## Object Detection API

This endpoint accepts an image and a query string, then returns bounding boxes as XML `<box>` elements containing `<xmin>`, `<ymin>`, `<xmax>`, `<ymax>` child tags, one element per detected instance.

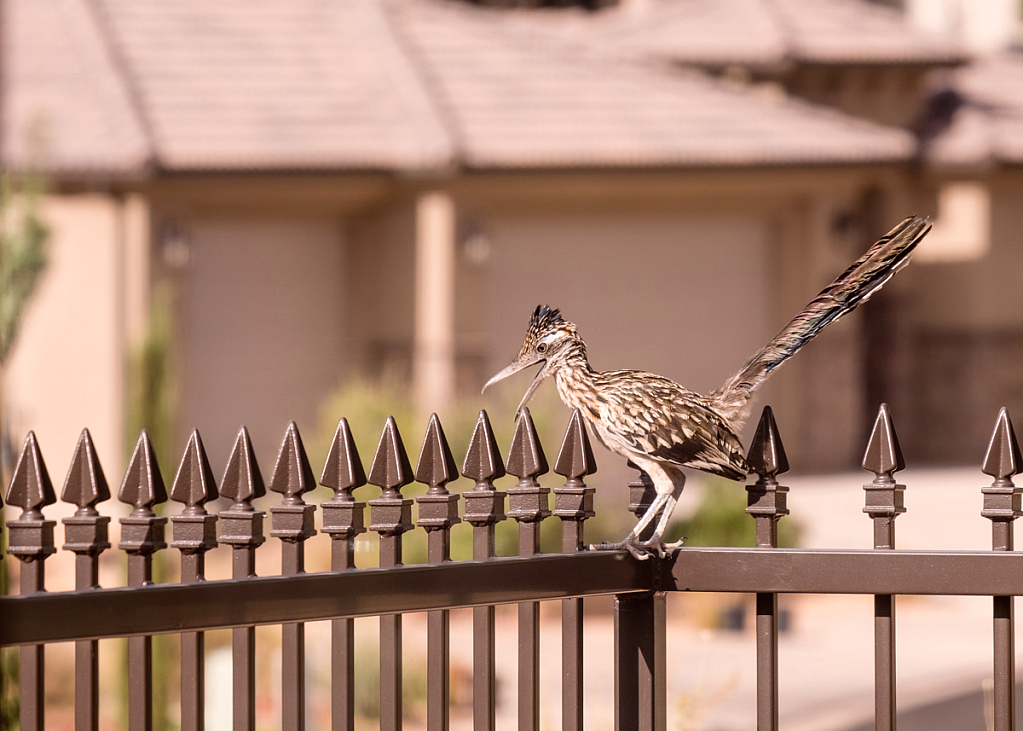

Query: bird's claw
<box><xmin>588</xmin><ymin>536</ymin><xmax>684</xmax><ymax>560</ymax></box>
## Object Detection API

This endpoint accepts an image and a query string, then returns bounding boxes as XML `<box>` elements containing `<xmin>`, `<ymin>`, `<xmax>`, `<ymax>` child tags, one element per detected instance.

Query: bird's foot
<box><xmin>589</xmin><ymin>536</ymin><xmax>684</xmax><ymax>560</ymax></box>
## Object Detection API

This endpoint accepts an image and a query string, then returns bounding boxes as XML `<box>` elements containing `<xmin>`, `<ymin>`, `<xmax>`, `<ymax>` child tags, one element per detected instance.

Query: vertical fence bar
<box><xmin>321</xmin><ymin>418</ymin><xmax>368</xmax><ymax>731</ymax></box>
<box><xmin>506</xmin><ymin>408</ymin><xmax>551</xmax><ymax>731</ymax></box>
<box><xmin>5</xmin><ymin>432</ymin><xmax>57</xmax><ymax>731</ymax></box>
<box><xmin>118</xmin><ymin>430</ymin><xmax>169</xmax><ymax>731</ymax></box>
<box><xmin>981</xmin><ymin>408</ymin><xmax>1022</xmax><ymax>731</ymax></box>
<box><xmin>614</xmin><ymin>591</ymin><xmax>665</xmax><ymax>731</ymax></box>
<box><xmin>861</xmin><ymin>404</ymin><xmax>906</xmax><ymax>731</ymax></box>
<box><xmin>61</xmin><ymin>429</ymin><xmax>112</xmax><ymax>731</ymax></box>
<box><xmin>414</xmin><ymin>414</ymin><xmax>462</xmax><ymax>731</ymax></box>
<box><xmin>462</xmin><ymin>410</ymin><xmax>507</xmax><ymax>731</ymax></box>
<box><xmin>554</xmin><ymin>411</ymin><xmax>596</xmax><ymax>731</ymax></box>
<box><xmin>269</xmin><ymin>422</ymin><xmax>318</xmax><ymax>731</ymax></box>
<box><xmin>170</xmin><ymin>430</ymin><xmax>220</xmax><ymax>731</ymax></box>
<box><xmin>368</xmin><ymin>416</ymin><xmax>416</xmax><ymax>731</ymax></box>
<box><xmin>616</xmin><ymin>461</ymin><xmax>660</xmax><ymax>731</ymax></box>
<box><xmin>219</xmin><ymin>427</ymin><xmax>267</xmax><ymax>731</ymax></box>
<box><xmin>744</xmin><ymin>407</ymin><xmax>790</xmax><ymax>731</ymax></box>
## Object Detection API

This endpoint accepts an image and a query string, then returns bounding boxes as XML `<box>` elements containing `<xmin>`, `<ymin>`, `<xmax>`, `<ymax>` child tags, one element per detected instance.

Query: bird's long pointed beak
<box><xmin>482</xmin><ymin>356</ymin><xmax>549</xmax><ymax>416</ymax></box>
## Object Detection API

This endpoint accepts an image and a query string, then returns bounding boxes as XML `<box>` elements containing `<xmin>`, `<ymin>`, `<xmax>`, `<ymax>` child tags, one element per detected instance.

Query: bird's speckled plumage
<box><xmin>486</xmin><ymin>216</ymin><xmax>931</xmax><ymax>556</ymax></box>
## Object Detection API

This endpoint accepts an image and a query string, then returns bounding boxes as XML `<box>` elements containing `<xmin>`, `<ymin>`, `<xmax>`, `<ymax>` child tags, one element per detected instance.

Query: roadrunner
<box><xmin>484</xmin><ymin>216</ymin><xmax>931</xmax><ymax>558</ymax></box>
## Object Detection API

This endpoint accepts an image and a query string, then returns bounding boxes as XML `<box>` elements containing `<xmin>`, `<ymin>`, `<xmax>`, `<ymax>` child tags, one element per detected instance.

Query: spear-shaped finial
<box><xmin>118</xmin><ymin>430</ymin><xmax>168</xmax><ymax>554</ymax></box>
<box><xmin>746</xmin><ymin>406</ymin><xmax>789</xmax><ymax>479</ymax></box>
<box><xmin>220</xmin><ymin>426</ymin><xmax>266</xmax><ymax>508</ymax></box>
<box><xmin>415</xmin><ymin>413</ymin><xmax>458</xmax><ymax>493</ymax></box>
<box><xmin>462</xmin><ymin>410</ymin><xmax>506</xmax><ymax>487</ymax></box>
<box><xmin>170</xmin><ymin>429</ymin><xmax>219</xmax><ymax>514</ymax></box>
<box><xmin>118</xmin><ymin>430</ymin><xmax>167</xmax><ymax>515</ymax></box>
<box><xmin>862</xmin><ymin>403</ymin><xmax>905</xmax><ymax>482</ymax></box>
<box><xmin>170</xmin><ymin>429</ymin><xmax>219</xmax><ymax>555</ymax></box>
<box><xmin>745</xmin><ymin>406</ymin><xmax>790</xmax><ymax>546</ymax></box>
<box><xmin>321</xmin><ymin>418</ymin><xmax>367</xmax><ymax>501</ymax></box>
<box><xmin>554</xmin><ymin>409</ymin><xmax>596</xmax><ymax>482</ymax></box>
<box><xmin>268</xmin><ymin>421</ymin><xmax>316</xmax><ymax>503</ymax></box>
<box><xmin>983</xmin><ymin>407</ymin><xmax>1022</xmax><ymax>483</ymax></box>
<box><xmin>368</xmin><ymin>416</ymin><xmax>415</xmax><ymax>539</ymax></box>
<box><xmin>506</xmin><ymin>407</ymin><xmax>550</xmax><ymax>526</ymax></box>
<box><xmin>507</xmin><ymin>407</ymin><xmax>549</xmax><ymax>483</ymax></box>
<box><xmin>368</xmin><ymin>416</ymin><xmax>414</xmax><ymax>498</ymax></box>
<box><xmin>61</xmin><ymin>428</ymin><xmax>110</xmax><ymax>515</ymax></box>
<box><xmin>981</xmin><ymin>408</ymin><xmax>1023</xmax><ymax>545</ymax></box>
<box><xmin>61</xmin><ymin>428</ymin><xmax>112</xmax><ymax>556</ymax></box>
<box><xmin>415</xmin><ymin>414</ymin><xmax>461</xmax><ymax>535</ymax></box>
<box><xmin>6</xmin><ymin>431</ymin><xmax>56</xmax><ymax>518</ymax></box>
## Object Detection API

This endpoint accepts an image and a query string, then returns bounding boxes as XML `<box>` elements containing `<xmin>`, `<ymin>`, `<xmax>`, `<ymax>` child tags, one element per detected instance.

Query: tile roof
<box><xmin>770</xmin><ymin>0</ymin><xmax>965</xmax><ymax>66</ymax></box>
<box><xmin>91</xmin><ymin>0</ymin><xmax>455</xmax><ymax>172</ymax></box>
<box><xmin>577</xmin><ymin>0</ymin><xmax>964</xmax><ymax>68</ymax></box>
<box><xmin>1</xmin><ymin>0</ymin><xmax>151</xmax><ymax>175</ymax></box>
<box><xmin>391</xmin><ymin>0</ymin><xmax>916</xmax><ymax>169</ymax></box>
<box><xmin>2</xmin><ymin>0</ymin><xmax>923</xmax><ymax>176</ymax></box>
<box><xmin>925</xmin><ymin>52</ymin><xmax>1023</xmax><ymax>167</ymax></box>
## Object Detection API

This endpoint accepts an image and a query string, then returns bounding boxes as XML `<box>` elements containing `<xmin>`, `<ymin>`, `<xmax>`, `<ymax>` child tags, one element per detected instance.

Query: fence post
<box><xmin>462</xmin><ymin>409</ymin><xmax>507</xmax><ymax>731</ymax></box>
<box><xmin>321</xmin><ymin>418</ymin><xmax>367</xmax><ymax>731</ymax></box>
<box><xmin>415</xmin><ymin>414</ymin><xmax>461</xmax><ymax>731</ymax></box>
<box><xmin>862</xmin><ymin>404</ymin><xmax>905</xmax><ymax>731</ymax></box>
<box><xmin>170</xmin><ymin>430</ymin><xmax>220</xmax><ymax>731</ymax></box>
<box><xmin>119</xmin><ymin>430</ymin><xmax>169</xmax><ymax>731</ymax></box>
<box><xmin>269</xmin><ymin>422</ymin><xmax>318</xmax><ymax>731</ymax></box>
<box><xmin>554</xmin><ymin>410</ymin><xmax>596</xmax><ymax>731</ymax></box>
<box><xmin>506</xmin><ymin>407</ymin><xmax>551</xmax><ymax>731</ymax></box>
<box><xmin>61</xmin><ymin>429</ymin><xmax>111</xmax><ymax>731</ymax></box>
<box><xmin>368</xmin><ymin>416</ymin><xmax>415</xmax><ymax>731</ymax></box>
<box><xmin>5</xmin><ymin>431</ymin><xmax>56</xmax><ymax>731</ymax></box>
<box><xmin>219</xmin><ymin>426</ymin><xmax>267</xmax><ymax>731</ymax></box>
<box><xmin>981</xmin><ymin>408</ymin><xmax>1022</xmax><ymax>731</ymax></box>
<box><xmin>744</xmin><ymin>406</ymin><xmax>789</xmax><ymax>731</ymax></box>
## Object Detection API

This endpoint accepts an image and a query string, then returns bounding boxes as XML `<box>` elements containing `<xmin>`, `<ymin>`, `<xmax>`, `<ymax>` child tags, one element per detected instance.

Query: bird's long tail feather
<box><xmin>710</xmin><ymin>215</ymin><xmax>931</xmax><ymax>425</ymax></box>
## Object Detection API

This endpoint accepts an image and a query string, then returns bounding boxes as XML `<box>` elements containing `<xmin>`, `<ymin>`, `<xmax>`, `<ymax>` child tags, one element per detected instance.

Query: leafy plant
<box><xmin>0</xmin><ymin>174</ymin><xmax>48</xmax><ymax>365</ymax></box>
<box><xmin>0</xmin><ymin>171</ymin><xmax>49</xmax><ymax>731</ymax></box>
<box><xmin>665</xmin><ymin>476</ymin><xmax>800</xmax><ymax>548</ymax></box>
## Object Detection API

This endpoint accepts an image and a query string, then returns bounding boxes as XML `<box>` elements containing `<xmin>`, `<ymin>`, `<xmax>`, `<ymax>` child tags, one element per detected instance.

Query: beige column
<box><xmin>413</xmin><ymin>190</ymin><xmax>456</xmax><ymax>419</ymax></box>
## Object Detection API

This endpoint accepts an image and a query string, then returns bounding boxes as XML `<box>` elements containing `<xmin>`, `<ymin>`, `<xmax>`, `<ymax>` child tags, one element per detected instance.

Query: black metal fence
<box><xmin>1</xmin><ymin>403</ymin><xmax>1021</xmax><ymax>731</ymax></box>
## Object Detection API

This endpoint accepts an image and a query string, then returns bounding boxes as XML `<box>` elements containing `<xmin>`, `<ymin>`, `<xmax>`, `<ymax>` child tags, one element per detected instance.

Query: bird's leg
<box><xmin>589</xmin><ymin>491</ymin><xmax>672</xmax><ymax>560</ymax></box>
<box><xmin>639</xmin><ymin>480</ymin><xmax>686</xmax><ymax>554</ymax></box>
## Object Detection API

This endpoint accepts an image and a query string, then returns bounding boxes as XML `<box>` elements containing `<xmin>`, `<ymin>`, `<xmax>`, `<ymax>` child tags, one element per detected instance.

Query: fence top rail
<box><xmin>0</xmin><ymin>550</ymin><xmax>652</xmax><ymax>646</ymax></box>
<box><xmin>668</xmin><ymin>546</ymin><xmax>1023</xmax><ymax>596</ymax></box>
<box><xmin>6</xmin><ymin>545</ymin><xmax>1023</xmax><ymax>645</ymax></box>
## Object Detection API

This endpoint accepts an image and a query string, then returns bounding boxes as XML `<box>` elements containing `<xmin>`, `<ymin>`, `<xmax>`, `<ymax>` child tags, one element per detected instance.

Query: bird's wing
<box><xmin>593</xmin><ymin>371</ymin><xmax>749</xmax><ymax>481</ymax></box>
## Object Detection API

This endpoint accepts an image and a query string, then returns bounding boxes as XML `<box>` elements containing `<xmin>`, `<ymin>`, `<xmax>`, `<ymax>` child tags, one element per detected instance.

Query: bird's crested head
<box><xmin>483</xmin><ymin>304</ymin><xmax>586</xmax><ymax>415</ymax></box>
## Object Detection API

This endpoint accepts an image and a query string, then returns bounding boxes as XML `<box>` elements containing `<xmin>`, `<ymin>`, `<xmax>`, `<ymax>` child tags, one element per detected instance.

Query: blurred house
<box><xmin>2</xmin><ymin>0</ymin><xmax>1019</xmax><ymax>480</ymax></box>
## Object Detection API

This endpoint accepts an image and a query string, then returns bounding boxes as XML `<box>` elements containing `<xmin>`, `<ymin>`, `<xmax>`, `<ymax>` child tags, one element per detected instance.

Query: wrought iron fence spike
<box><xmin>321</xmin><ymin>417</ymin><xmax>366</xmax><ymax>498</ymax></box>
<box><xmin>269</xmin><ymin>421</ymin><xmax>316</xmax><ymax>499</ymax></box>
<box><xmin>170</xmin><ymin>429</ymin><xmax>219</xmax><ymax>510</ymax></box>
<box><xmin>507</xmin><ymin>407</ymin><xmax>549</xmax><ymax>480</ymax></box>
<box><xmin>746</xmin><ymin>406</ymin><xmax>789</xmax><ymax>479</ymax></box>
<box><xmin>118</xmin><ymin>429</ymin><xmax>167</xmax><ymax>512</ymax></box>
<box><xmin>414</xmin><ymin>413</ymin><xmax>458</xmax><ymax>491</ymax></box>
<box><xmin>983</xmin><ymin>407</ymin><xmax>1022</xmax><ymax>480</ymax></box>
<box><xmin>462</xmin><ymin>409</ymin><xmax>506</xmax><ymax>484</ymax></box>
<box><xmin>60</xmin><ymin>428</ymin><xmax>110</xmax><ymax>511</ymax></box>
<box><xmin>368</xmin><ymin>416</ymin><xmax>414</xmax><ymax>496</ymax></box>
<box><xmin>221</xmin><ymin>426</ymin><xmax>266</xmax><ymax>506</ymax></box>
<box><xmin>862</xmin><ymin>403</ymin><xmax>905</xmax><ymax>479</ymax></box>
<box><xmin>6</xmin><ymin>431</ymin><xmax>55</xmax><ymax>514</ymax></box>
<box><xmin>554</xmin><ymin>409</ymin><xmax>596</xmax><ymax>480</ymax></box>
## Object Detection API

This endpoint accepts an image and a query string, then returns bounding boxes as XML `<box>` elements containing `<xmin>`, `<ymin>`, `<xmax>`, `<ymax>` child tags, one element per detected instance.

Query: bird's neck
<box><xmin>551</xmin><ymin>342</ymin><xmax>596</xmax><ymax>412</ymax></box>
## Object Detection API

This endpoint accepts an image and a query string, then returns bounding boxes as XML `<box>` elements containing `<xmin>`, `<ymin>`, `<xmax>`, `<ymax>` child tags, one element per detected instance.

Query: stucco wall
<box><xmin>2</xmin><ymin>194</ymin><xmax>125</xmax><ymax>485</ymax></box>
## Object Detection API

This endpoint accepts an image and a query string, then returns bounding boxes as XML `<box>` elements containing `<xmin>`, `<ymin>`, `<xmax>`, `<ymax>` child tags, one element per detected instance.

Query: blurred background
<box><xmin>3</xmin><ymin>0</ymin><xmax>1023</xmax><ymax>729</ymax></box>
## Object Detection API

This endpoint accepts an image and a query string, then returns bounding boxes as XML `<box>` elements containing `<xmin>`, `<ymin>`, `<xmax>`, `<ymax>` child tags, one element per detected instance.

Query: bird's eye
<box><xmin>536</xmin><ymin>342</ymin><xmax>548</xmax><ymax>354</ymax></box>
